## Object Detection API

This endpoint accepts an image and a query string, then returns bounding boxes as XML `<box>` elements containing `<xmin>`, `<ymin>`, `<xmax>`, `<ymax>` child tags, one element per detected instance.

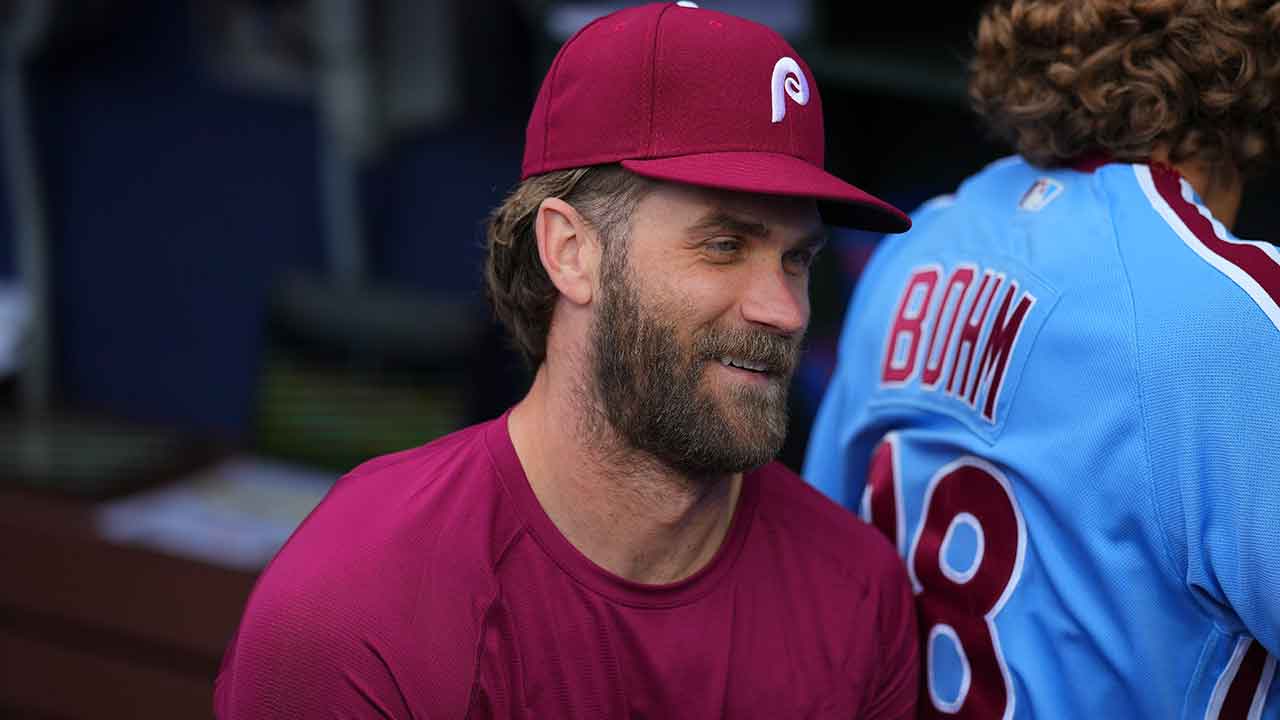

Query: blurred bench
<box><xmin>0</xmin><ymin>431</ymin><xmax>257</xmax><ymax>720</ymax></box>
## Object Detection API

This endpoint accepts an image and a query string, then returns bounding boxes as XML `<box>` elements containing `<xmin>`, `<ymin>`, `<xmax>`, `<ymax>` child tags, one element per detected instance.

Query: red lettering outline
<box><xmin>969</xmin><ymin>284</ymin><xmax>1036</xmax><ymax>423</ymax></box>
<box><xmin>922</xmin><ymin>265</ymin><xmax>977</xmax><ymax>391</ymax></box>
<box><xmin>947</xmin><ymin>271</ymin><xmax>1001</xmax><ymax>399</ymax></box>
<box><xmin>881</xmin><ymin>266</ymin><xmax>942</xmax><ymax>387</ymax></box>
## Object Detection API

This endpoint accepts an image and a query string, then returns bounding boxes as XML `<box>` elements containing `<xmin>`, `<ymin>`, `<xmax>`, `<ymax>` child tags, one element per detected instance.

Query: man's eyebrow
<box><xmin>687</xmin><ymin>209</ymin><xmax>827</xmax><ymax>249</ymax></box>
<box><xmin>799</xmin><ymin>228</ymin><xmax>829</xmax><ymax>250</ymax></box>
<box><xmin>686</xmin><ymin>211</ymin><xmax>769</xmax><ymax>239</ymax></box>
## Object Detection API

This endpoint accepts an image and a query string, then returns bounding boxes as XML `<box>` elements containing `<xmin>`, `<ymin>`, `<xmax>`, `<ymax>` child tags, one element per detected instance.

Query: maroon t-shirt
<box><xmin>215</xmin><ymin>412</ymin><xmax>917</xmax><ymax>718</ymax></box>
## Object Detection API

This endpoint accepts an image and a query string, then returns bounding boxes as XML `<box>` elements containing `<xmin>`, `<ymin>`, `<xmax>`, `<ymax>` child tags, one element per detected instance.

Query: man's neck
<box><xmin>508</xmin><ymin>364</ymin><xmax>743</xmax><ymax>585</ymax></box>
<box><xmin>1152</xmin><ymin>148</ymin><xmax>1244</xmax><ymax>231</ymax></box>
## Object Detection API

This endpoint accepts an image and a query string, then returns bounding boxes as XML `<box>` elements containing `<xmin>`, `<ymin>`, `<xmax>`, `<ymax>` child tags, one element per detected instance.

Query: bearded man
<box><xmin>215</xmin><ymin>3</ymin><xmax>918</xmax><ymax>718</ymax></box>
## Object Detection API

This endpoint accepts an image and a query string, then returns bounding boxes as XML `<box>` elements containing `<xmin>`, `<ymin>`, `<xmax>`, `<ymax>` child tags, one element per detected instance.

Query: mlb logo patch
<box><xmin>1018</xmin><ymin>178</ymin><xmax>1064</xmax><ymax>212</ymax></box>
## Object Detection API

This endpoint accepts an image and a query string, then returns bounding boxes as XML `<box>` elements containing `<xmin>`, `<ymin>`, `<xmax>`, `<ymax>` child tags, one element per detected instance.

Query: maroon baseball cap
<box><xmin>522</xmin><ymin>2</ymin><xmax>910</xmax><ymax>233</ymax></box>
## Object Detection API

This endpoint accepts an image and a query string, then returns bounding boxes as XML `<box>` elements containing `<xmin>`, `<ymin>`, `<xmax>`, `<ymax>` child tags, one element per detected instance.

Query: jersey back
<box><xmin>804</xmin><ymin>156</ymin><xmax>1280</xmax><ymax>719</ymax></box>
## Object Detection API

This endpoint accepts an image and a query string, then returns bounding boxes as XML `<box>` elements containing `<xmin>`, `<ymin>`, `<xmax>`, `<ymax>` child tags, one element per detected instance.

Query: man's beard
<box><xmin>587</xmin><ymin>252</ymin><xmax>802</xmax><ymax>478</ymax></box>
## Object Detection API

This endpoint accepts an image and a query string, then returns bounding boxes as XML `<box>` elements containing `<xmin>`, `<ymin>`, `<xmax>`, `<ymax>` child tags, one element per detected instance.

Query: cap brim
<box><xmin>621</xmin><ymin>152</ymin><xmax>910</xmax><ymax>233</ymax></box>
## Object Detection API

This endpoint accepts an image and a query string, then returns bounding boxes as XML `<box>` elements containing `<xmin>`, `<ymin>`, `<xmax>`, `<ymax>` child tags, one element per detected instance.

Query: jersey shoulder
<box><xmin>1101</xmin><ymin>162</ymin><xmax>1280</xmax><ymax>387</ymax></box>
<box><xmin>1100</xmin><ymin>163</ymin><xmax>1280</xmax><ymax>609</ymax></box>
<box><xmin>882</xmin><ymin>155</ymin><xmax>1104</xmax><ymax>256</ymax></box>
<box><xmin>753</xmin><ymin>462</ymin><xmax>906</xmax><ymax>586</ymax></box>
<box><xmin>837</xmin><ymin>157</ymin><xmax>1114</xmax><ymax>439</ymax></box>
<box><xmin>286</xmin><ymin>417</ymin><xmax>520</xmax><ymax>592</ymax></box>
<box><xmin>217</xmin><ymin>419</ymin><xmax>523</xmax><ymax>716</ymax></box>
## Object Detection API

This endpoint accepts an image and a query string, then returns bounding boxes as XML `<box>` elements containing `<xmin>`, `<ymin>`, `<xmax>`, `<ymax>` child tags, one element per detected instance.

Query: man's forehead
<box><xmin>645</xmin><ymin>181</ymin><xmax>824</xmax><ymax>236</ymax></box>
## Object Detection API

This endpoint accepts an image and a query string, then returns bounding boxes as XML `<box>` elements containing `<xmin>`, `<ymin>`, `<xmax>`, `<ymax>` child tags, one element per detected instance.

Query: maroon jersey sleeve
<box><xmin>863</xmin><ymin>545</ymin><xmax>920</xmax><ymax>719</ymax></box>
<box><xmin>750</xmin><ymin>462</ymin><xmax>920</xmax><ymax>717</ymax></box>
<box><xmin>213</xmin><ymin>574</ymin><xmax>417</xmax><ymax>719</ymax></box>
<box><xmin>214</xmin><ymin>425</ymin><xmax>511</xmax><ymax>719</ymax></box>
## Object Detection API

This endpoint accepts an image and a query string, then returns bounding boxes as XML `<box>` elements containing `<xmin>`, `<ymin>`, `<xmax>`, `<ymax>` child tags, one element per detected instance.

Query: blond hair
<box><xmin>484</xmin><ymin>165</ymin><xmax>653</xmax><ymax>367</ymax></box>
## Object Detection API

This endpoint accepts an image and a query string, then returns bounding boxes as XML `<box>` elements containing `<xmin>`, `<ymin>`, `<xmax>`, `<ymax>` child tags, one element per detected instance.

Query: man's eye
<box><xmin>784</xmin><ymin>248</ymin><xmax>817</xmax><ymax>271</ymax></box>
<box><xmin>706</xmin><ymin>238</ymin><xmax>742</xmax><ymax>254</ymax></box>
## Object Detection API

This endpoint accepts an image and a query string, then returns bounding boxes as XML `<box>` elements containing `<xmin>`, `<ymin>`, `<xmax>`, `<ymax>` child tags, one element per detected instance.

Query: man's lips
<box><xmin>719</xmin><ymin>355</ymin><xmax>769</xmax><ymax>373</ymax></box>
<box><xmin>708</xmin><ymin>355</ymin><xmax>792</xmax><ymax>381</ymax></box>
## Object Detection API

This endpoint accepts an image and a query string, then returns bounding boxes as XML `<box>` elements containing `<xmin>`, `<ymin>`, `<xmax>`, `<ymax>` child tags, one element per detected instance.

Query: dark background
<box><xmin>1</xmin><ymin>2</ymin><xmax>1277</xmax><ymax>717</ymax></box>
<box><xmin>0</xmin><ymin>0</ymin><xmax>1275</xmax><ymax>476</ymax></box>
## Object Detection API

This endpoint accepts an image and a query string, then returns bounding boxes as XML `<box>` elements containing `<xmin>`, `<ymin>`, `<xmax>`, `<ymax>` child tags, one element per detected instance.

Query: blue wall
<box><xmin>1</xmin><ymin>1</ymin><xmax>523</xmax><ymax>440</ymax></box>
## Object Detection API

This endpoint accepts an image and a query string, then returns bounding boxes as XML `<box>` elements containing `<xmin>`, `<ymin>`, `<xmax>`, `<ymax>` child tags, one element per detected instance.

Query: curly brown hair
<box><xmin>969</xmin><ymin>0</ymin><xmax>1280</xmax><ymax>177</ymax></box>
<box><xmin>484</xmin><ymin>165</ymin><xmax>654</xmax><ymax>368</ymax></box>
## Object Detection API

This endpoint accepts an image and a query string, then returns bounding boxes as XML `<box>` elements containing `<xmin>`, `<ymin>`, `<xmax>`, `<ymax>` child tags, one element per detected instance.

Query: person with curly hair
<box><xmin>805</xmin><ymin>0</ymin><xmax>1280</xmax><ymax>717</ymax></box>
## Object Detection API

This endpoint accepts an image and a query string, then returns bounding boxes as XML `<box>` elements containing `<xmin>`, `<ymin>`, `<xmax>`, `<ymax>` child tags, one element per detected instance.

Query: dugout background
<box><xmin>1</xmin><ymin>0</ymin><xmax>1275</xmax><ymax>477</ymax></box>
<box><xmin>0</xmin><ymin>2</ymin><xmax>1276</xmax><ymax>716</ymax></box>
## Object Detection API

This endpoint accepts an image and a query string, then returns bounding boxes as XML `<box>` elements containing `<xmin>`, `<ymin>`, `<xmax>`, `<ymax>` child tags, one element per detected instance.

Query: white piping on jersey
<box><xmin>908</xmin><ymin>455</ymin><xmax>1024</xmax><ymax>720</ymax></box>
<box><xmin>1255</xmin><ymin>656</ymin><xmax>1278</xmax><ymax>719</ymax></box>
<box><xmin>939</xmin><ymin>512</ymin><xmax>985</xmax><ymax>584</ymax></box>
<box><xmin>927</xmin><ymin>623</ymin><xmax>973</xmax><ymax>713</ymax></box>
<box><xmin>1204</xmin><ymin>636</ymin><xmax>1276</xmax><ymax>720</ymax></box>
<box><xmin>1134</xmin><ymin>164</ymin><xmax>1280</xmax><ymax>332</ymax></box>
<box><xmin>858</xmin><ymin>432</ymin><xmax>908</xmax><ymax>557</ymax></box>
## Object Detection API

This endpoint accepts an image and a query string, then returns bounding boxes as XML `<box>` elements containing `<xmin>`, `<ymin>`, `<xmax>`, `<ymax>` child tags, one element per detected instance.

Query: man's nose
<box><xmin>739</xmin><ymin>261</ymin><xmax>808</xmax><ymax>336</ymax></box>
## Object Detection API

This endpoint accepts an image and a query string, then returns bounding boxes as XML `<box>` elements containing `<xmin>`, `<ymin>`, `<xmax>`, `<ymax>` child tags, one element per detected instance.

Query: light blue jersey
<box><xmin>805</xmin><ymin>156</ymin><xmax>1280</xmax><ymax>719</ymax></box>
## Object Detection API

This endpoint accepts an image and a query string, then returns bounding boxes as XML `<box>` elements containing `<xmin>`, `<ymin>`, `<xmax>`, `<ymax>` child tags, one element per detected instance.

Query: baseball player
<box><xmin>804</xmin><ymin>0</ymin><xmax>1280</xmax><ymax>717</ymax></box>
<box><xmin>215</xmin><ymin>3</ymin><xmax>919</xmax><ymax>717</ymax></box>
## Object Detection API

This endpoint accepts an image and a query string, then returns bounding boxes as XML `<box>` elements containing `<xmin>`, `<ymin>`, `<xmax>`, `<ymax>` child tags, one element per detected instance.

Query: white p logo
<box><xmin>770</xmin><ymin>57</ymin><xmax>809</xmax><ymax>123</ymax></box>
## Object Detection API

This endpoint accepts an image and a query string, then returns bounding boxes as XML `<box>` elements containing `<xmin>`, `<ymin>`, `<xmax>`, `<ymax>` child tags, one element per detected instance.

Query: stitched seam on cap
<box><xmin>647</xmin><ymin>4</ymin><xmax>676</xmax><ymax>159</ymax></box>
<box><xmin>544</xmin><ymin>13</ymin><xmax>616</xmax><ymax>169</ymax></box>
<box><xmin>541</xmin><ymin>52</ymin><xmax>561</xmax><ymax>169</ymax></box>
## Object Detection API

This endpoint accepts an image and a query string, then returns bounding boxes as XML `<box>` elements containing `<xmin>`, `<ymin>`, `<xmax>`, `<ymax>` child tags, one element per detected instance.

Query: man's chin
<box><xmin>706</xmin><ymin>376</ymin><xmax>789</xmax><ymax>423</ymax></box>
<box><xmin>707</xmin><ymin>405</ymin><xmax>789</xmax><ymax>470</ymax></box>
<box><xmin>664</xmin><ymin>445</ymin><xmax>779</xmax><ymax>479</ymax></box>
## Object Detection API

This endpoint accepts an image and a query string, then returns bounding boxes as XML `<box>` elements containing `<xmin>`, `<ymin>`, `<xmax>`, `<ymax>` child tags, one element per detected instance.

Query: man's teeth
<box><xmin>720</xmin><ymin>356</ymin><xmax>767</xmax><ymax>372</ymax></box>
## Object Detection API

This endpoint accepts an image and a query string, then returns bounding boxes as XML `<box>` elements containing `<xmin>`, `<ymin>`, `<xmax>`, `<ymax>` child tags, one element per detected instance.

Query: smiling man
<box><xmin>215</xmin><ymin>3</ymin><xmax>917</xmax><ymax>718</ymax></box>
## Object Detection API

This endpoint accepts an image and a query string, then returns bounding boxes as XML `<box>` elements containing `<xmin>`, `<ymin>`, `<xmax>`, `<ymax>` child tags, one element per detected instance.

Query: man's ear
<box><xmin>535</xmin><ymin>197</ymin><xmax>598</xmax><ymax>306</ymax></box>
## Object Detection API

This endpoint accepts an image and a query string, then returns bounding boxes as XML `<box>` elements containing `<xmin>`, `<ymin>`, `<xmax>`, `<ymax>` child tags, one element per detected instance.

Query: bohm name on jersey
<box><xmin>877</xmin><ymin>259</ymin><xmax>1057</xmax><ymax>438</ymax></box>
